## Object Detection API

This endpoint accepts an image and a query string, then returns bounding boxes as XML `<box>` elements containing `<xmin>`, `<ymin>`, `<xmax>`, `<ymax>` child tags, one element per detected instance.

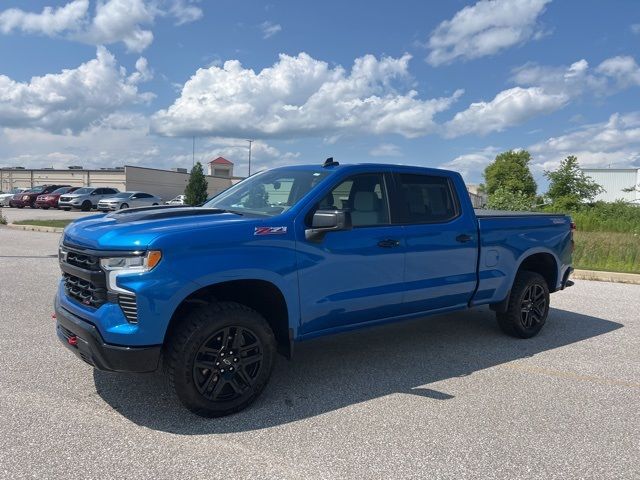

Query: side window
<box><xmin>314</xmin><ymin>173</ymin><xmax>390</xmax><ymax>227</ymax></box>
<box><xmin>92</xmin><ymin>188</ymin><xmax>103</xmax><ymax>195</ymax></box>
<box><xmin>106</xmin><ymin>188</ymin><xmax>118</xmax><ymax>194</ymax></box>
<box><xmin>398</xmin><ymin>174</ymin><xmax>458</xmax><ymax>223</ymax></box>
<box><xmin>139</xmin><ymin>193</ymin><xmax>152</xmax><ymax>198</ymax></box>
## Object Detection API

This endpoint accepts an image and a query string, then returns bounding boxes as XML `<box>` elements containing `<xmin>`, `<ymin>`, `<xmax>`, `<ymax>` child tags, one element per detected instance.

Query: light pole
<box><xmin>192</xmin><ymin>136</ymin><xmax>195</xmax><ymax>168</ymax></box>
<box><xmin>247</xmin><ymin>139</ymin><xmax>253</xmax><ymax>176</ymax></box>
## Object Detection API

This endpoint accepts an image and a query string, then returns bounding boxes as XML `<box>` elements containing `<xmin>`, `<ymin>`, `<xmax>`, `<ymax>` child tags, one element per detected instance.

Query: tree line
<box><xmin>482</xmin><ymin>150</ymin><xmax>604</xmax><ymax>211</ymax></box>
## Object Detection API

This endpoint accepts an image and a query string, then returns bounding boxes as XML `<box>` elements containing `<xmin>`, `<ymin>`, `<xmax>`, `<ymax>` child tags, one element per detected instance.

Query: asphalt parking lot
<box><xmin>1</xmin><ymin>227</ymin><xmax>639</xmax><ymax>479</ymax></box>
<box><xmin>1</xmin><ymin>206</ymin><xmax>92</xmax><ymax>223</ymax></box>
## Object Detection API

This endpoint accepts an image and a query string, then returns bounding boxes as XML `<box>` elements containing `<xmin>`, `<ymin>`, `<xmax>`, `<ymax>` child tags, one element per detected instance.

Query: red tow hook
<box><xmin>67</xmin><ymin>336</ymin><xmax>78</xmax><ymax>347</ymax></box>
<box><xmin>52</xmin><ymin>313</ymin><xmax>57</xmax><ymax>319</ymax></box>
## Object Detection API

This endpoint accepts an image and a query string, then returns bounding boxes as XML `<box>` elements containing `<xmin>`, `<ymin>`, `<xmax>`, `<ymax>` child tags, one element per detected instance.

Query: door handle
<box><xmin>377</xmin><ymin>239</ymin><xmax>400</xmax><ymax>248</ymax></box>
<box><xmin>456</xmin><ymin>234</ymin><xmax>472</xmax><ymax>243</ymax></box>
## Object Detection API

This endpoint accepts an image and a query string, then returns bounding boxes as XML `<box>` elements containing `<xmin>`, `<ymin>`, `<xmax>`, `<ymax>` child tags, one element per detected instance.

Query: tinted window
<box><xmin>137</xmin><ymin>193</ymin><xmax>153</xmax><ymax>198</ymax></box>
<box><xmin>105</xmin><ymin>188</ymin><xmax>118</xmax><ymax>194</ymax></box>
<box><xmin>318</xmin><ymin>173</ymin><xmax>390</xmax><ymax>227</ymax></box>
<box><xmin>73</xmin><ymin>188</ymin><xmax>93</xmax><ymax>195</ymax></box>
<box><xmin>398</xmin><ymin>174</ymin><xmax>458</xmax><ymax>223</ymax></box>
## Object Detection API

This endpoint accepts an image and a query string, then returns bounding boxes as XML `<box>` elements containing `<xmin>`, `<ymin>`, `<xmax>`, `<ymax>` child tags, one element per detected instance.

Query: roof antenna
<box><xmin>323</xmin><ymin>157</ymin><xmax>339</xmax><ymax>167</ymax></box>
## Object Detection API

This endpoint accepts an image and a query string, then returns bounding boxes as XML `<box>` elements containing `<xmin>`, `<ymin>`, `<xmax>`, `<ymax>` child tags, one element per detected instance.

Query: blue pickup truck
<box><xmin>55</xmin><ymin>160</ymin><xmax>574</xmax><ymax>416</ymax></box>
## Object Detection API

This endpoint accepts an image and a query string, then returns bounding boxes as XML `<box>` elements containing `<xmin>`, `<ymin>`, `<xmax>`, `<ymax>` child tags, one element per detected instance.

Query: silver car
<box><xmin>165</xmin><ymin>194</ymin><xmax>186</xmax><ymax>205</ymax></box>
<box><xmin>0</xmin><ymin>187</ymin><xmax>28</xmax><ymax>207</ymax></box>
<box><xmin>59</xmin><ymin>187</ymin><xmax>120</xmax><ymax>211</ymax></box>
<box><xmin>97</xmin><ymin>191</ymin><xmax>162</xmax><ymax>211</ymax></box>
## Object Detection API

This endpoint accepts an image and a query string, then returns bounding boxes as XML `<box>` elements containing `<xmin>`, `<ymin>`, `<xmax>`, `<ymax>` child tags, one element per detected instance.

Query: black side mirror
<box><xmin>305</xmin><ymin>209</ymin><xmax>352</xmax><ymax>242</ymax></box>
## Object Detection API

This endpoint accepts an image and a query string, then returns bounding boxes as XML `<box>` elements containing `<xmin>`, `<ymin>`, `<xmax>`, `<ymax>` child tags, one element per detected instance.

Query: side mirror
<box><xmin>305</xmin><ymin>209</ymin><xmax>352</xmax><ymax>242</ymax></box>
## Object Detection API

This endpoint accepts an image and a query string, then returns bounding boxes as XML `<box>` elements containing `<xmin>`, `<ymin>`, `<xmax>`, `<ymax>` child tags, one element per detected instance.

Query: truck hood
<box><xmin>63</xmin><ymin>206</ymin><xmax>249</xmax><ymax>250</ymax></box>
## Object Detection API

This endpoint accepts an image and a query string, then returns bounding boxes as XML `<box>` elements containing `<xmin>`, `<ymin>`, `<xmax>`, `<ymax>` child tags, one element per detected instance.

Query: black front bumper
<box><xmin>55</xmin><ymin>302</ymin><xmax>161</xmax><ymax>373</ymax></box>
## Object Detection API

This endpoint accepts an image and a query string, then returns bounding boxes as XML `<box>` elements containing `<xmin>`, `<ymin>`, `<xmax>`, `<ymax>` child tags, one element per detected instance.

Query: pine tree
<box><xmin>184</xmin><ymin>162</ymin><xmax>209</xmax><ymax>206</ymax></box>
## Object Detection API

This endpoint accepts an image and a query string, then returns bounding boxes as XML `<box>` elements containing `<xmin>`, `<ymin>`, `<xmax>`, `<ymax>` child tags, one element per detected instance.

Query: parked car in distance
<box><xmin>97</xmin><ymin>191</ymin><xmax>162</xmax><ymax>211</ymax></box>
<box><xmin>59</xmin><ymin>187</ymin><xmax>120</xmax><ymax>211</ymax></box>
<box><xmin>0</xmin><ymin>187</ymin><xmax>28</xmax><ymax>207</ymax></box>
<box><xmin>165</xmin><ymin>194</ymin><xmax>185</xmax><ymax>205</ymax></box>
<box><xmin>10</xmin><ymin>185</ymin><xmax>70</xmax><ymax>208</ymax></box>
<box><xmin>35</xmin><ymin>186</ymin><xmax>80</xmax><ymax>209</ymax></box>
<box><xmin>56</xmin><ymin>160</ymin><xmax>574</xmax><ymax>417</ymax></box>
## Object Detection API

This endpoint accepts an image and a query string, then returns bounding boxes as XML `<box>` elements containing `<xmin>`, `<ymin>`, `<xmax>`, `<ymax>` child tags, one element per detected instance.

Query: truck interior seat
<box><xmin>351</xmin><ymin>191</ymin><xmax>380</xmax><ymax>226</ymax></box>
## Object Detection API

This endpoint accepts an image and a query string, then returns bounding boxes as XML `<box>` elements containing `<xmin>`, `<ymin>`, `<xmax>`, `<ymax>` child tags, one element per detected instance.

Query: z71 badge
<box><xmin>254</xmin><ymin>226</ymin><xmax>288</xmax><ymax>235</ymax></box>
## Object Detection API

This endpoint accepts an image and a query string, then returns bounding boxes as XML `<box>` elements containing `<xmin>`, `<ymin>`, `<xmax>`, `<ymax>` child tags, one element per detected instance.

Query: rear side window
<box><xmin>397</xmin><ymin>174</ymin><xmax>458</xmax><ymax>224</ymax></box>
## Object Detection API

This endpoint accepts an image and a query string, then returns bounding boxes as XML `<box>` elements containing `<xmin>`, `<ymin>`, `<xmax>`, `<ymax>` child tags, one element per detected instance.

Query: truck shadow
<box><xmin>93</xmin><ymin>307</ymin><xmax>621</xmax><ymax>434</ymax></box>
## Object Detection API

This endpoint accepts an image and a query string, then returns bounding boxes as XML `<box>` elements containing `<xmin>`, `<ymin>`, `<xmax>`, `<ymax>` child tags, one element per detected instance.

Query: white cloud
<box><xmin>529</xmin><ymin>112</ymin><xmax>640</xmax><ymax>171</ymax></box>
<box><xmin>369</xmin><ymin>143</ymin><xmax>403</xmax><ymax>157</ymax></box>
<box><xmin>151</xmin><ymin>52</ymin><xmax>463</xmax><ymax>140</ymax></box>
<box><xmin>168</xmin><ymin>0</ymin><xmax>203</xmax><ymax>25</ymax></box>
<box><xmin>260</xmin><ymin>21</ymin><xmax>281</xmax><ymax>39</ymax></box>
<box><xmin>596</xmin><ymin>56</ymin><xmax>640</xmax><ymax>88</ymax></box>
<box><xmin>0</xmin><ymin>0</ymin><xmax>203</xmax><ymax>52</ymax></box>
<box><xmin>426</xmin><ymin>0</ymin><xmax>551</xmax><ymax>66</ymax></box>
<box><xmin>446</xmin><ymin>54</ymin><xmax>640</xmax><ymax>137</ymax></box>
<box><xmin>439</xmin><ymin>146</ymin><xmax>500</xmax><ymax>182</ymax></box>
<box><xmin>0</xmin><ymin>0</ymin><xmax>88</xmax><ymax>35</ymax></box>
<box><xmin>0</xmin><ymin>47</ymin><xmax>153</xmax><ymax>134</ymax></box>
<box><xmin>444</xmin><ymin>87</ymin><xmax>567</xmax><ymax>137</ymax></box>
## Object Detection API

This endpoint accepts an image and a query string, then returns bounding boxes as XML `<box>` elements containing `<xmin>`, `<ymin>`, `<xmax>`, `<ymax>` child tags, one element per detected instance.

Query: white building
<box><xmin>581</xmin><ymin>168</ymin><xmax>640</xmax><ymax>203</ymax></box>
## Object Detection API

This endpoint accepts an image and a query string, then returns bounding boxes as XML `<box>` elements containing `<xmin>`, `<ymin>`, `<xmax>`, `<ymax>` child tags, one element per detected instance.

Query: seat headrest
<box><xmin>353</xmin><ymin>191</ymin><xmax>377</xmax><ymax>211</ymax></box>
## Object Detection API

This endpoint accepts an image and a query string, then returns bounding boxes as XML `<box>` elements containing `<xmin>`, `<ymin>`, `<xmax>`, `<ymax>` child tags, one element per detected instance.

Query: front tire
<box><xmin>81</xmin><ymin>200</ymin><xmax>92</xmax><ymax>211</ymax></box>
<box><xmin>497</xmin><ymin>271</ymin><xmax>550</xmax><ymax>338</ymax></box>
<box><xmin>167</xmin><ymin>302</ymin><xmax>276</xmax><ymax>417</ymax></box>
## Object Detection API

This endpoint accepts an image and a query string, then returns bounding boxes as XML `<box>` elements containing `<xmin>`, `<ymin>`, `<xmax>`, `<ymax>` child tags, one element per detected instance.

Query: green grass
<box><xmin>573</xmin><ymin>231</ymin><xmax>640</xmax><ymax>274</ymax></box>
<box><xmin>13</xmin><ymin>219</ymin><xmax>72</xmax><ymax>228</ymax></box>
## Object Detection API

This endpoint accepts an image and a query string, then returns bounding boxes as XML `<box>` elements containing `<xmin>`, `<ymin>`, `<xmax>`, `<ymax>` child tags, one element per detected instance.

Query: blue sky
<box><xmin>0</xmin><ymin>0</ymin><xmax>639</xmax><ymax>190</ymax></box>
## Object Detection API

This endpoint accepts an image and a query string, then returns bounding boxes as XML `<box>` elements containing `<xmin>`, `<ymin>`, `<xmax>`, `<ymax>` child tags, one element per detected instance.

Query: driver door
<box><xmin>295</xmin><ymin>171</ymin><xmax>405</xmax><ymax>337</ymax></box>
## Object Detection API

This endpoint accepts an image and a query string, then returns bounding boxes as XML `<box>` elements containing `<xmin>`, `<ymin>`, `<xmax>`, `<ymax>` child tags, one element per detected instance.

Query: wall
<box><xmin>0</xmin><ymin>169</ymin><xmax>125</xmax><ymax>191</ymax></box>
<box><xmin>124</xmin><ymin>165</ymin><xmax>236</xmax><ymax>201</ymax></box>
<box><xmin>582</xmin><ymin>169</ymin><xmax>640</xmax><ymax>203</ymax></box>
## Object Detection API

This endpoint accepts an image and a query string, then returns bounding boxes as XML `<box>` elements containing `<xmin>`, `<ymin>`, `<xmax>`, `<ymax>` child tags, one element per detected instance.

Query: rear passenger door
<box><xmin>394</xmin><ymin>172</ymin><xmax>478</xmax><ymax>313</ymax></box>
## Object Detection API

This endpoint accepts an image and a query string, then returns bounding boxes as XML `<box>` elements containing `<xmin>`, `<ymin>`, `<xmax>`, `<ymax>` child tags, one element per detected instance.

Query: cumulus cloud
<box><xmin>369</xmin><ymin>143</ymin><xmax>403</xmax><ymax>157</ymax></box>
<box><xmin>0</xmin><ymin>0</ymin><xmax>203</xmax><ymax>52</ymax></box>
<box><xmin>0</xmin><ymin>47</ymin><xmax>153</xmax><ymax>134</ymax></box>
<box><xmin>426</xmin><ymin>0</ymin><xmax>551</xmax><ymax>66</ymax></box>
<box><xmin>0</xmin><ymin>0</ymin><xmax>88</xmax><ymax>35</ymax></box>
<box><xmin>447</xmin><ymin>54</ymin><xmax>640</xmax><ymax>137</ymax></box>
<box><xmin>152</xmin><ymin>52</ymin><xmax>463</xmax><ymax>140</ymax></box>
<box><xmin>438</xmin><ymin>146</ymin><xmax>501</xmax><ymax>182</ymax></box>
<box><xmin>444</xmin><ymin>87</ymin><xmax>567</xmax><ymax>137</ymax></box>
<box><xmin>260</xmin><ymin>21</ymin><xmax>282</xmax><ymax>39</ymax></box>
<box><xmin>529</xmin><ymin>112</ymin><xmax>640</xmax><ymax>171</ymax></box>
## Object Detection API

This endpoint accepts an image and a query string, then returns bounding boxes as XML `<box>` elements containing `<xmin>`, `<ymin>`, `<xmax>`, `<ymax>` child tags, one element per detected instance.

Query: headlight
<box><xmin>100</xmin><ymin>251</ymin><xmax>162</xmax><ymax>293</ymax></box>
<box><xmin>100</xmin><ymin>251</ymin><xmax>162</xmax><ymax>272</ymax></box>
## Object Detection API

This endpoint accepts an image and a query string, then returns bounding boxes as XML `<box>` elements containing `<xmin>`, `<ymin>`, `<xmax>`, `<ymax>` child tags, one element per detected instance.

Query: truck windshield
<box><xmin>204</xmin><ymin>168</ymin><xmax>329</xmax><ymax>216</ymax></box>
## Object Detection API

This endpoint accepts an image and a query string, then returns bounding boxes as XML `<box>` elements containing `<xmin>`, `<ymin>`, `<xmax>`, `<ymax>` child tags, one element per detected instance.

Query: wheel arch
<box><xmin>164</xmin><ymin>278</ymin><xmax>292</xmax><ymax>358</ymax></box>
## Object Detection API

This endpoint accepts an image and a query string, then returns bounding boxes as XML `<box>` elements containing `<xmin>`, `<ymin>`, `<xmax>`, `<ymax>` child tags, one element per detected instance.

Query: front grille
<box><xmin>118</xmin><ymin>294</ymin><xmax>138</xmax><ymax>323</ymax></box>
<box><xmin>63</xmin><ymin>273</ymin><xmax>107</xmax><ymax>308</ymax></box>
<box><xmin>66</xmin><ymin>251</ymin><xmax>101</xmax><ymax>271</ymax></box>
<box><xmin>60</xmin><ymin>196</ymin><xmax>71</xmax><ymax>201</ymax></box>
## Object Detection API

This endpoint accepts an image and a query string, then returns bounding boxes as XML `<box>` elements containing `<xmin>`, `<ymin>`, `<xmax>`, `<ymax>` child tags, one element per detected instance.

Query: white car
<box><xmin>97</xmin><ymin>191</ymin><xmax>162</xmax><ymax>211</ymax></box>
<box><xmin>0</xmin><ymin>188</ymin><xmax>28</xmax><ymax>207</ymax></box>
<box><xmin>165</xmin><ymin>194</ymin><xmax>186</xmax><ymax>205</ymax></box>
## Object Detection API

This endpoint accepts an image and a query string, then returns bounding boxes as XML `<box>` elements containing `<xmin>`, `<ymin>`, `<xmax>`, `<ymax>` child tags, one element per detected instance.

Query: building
<box><xmin>208</xmin><ymin>157</ymin><xmax>234</xmax><ymax>178</ymax></box>
<box><xmin>466</xmin><ymin>184</ymin><xmax>487</xmax><ymax>208</ymax></box>
<box><xmin>581</xmin><ymin>168</ymin><xmax>640</xmax><ymax>203</ymax></box>
<box><xmin>0</xmin><ymin>163</ymin><xmax>243</xmax><ymax>201</ymax></box>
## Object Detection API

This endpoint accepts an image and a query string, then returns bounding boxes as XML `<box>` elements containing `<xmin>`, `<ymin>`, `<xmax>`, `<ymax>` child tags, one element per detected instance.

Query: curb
<box><xmin>573</xmin><ymin>269</ymin><xmax>640</xmax><ymax>285</ymax></box>
<box><xmin>5</xmin><ymin>223</ymin><xmax>64</xmax><ymax>233</ymax></box>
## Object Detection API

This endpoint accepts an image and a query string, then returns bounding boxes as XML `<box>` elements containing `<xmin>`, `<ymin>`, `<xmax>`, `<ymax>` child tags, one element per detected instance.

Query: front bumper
<box><xmin>58</xmin><ymin>201</ymin><xmax>81</xmax><ymax>209</ymax></box>
<box><xmin>35</xmin><ymin>199</ymin><xmax>57</xmax><ymax>208</ymax></box>
<box><xmin>11</xmin><ymin>198</ymin><xmax>34</xmax><ymax>207</ymax></box>
<box><xmin>55</xmin><ymin>299</ymin><xmax>161</xmax><ymax>373</ymax></box>
<box><xmin>97</xmin><ymin>203</ymin><xmax>119</xmax><ymax>211</ymax></box>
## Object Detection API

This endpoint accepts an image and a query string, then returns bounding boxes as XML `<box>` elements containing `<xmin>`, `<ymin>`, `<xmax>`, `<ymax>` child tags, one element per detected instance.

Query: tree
<box><xmin>483</xmin><ymin>150</ymin><xmax>537</xmax><ymax>198</ymax></box>
<box><xmin>544</xmin><ymin>155</ymin><xmax>603</xmax><ymax>208</ymax></box>
<box><xmin>486</xmin><ymin>187</ymin><xmax>534</xmax><ymax>211</ymax></box>
<box><xmin>184</xmin><ymin>161</ymin><xmax>209</xmax><ymax>206</ymax></box>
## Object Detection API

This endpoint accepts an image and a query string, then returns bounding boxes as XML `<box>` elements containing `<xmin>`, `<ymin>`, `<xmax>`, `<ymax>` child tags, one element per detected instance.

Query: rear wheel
<box><xmin>81</xmin><ymin>200</ymin><xmax>92</xmax><ymax>211</ymax></box>
<box><xmin>120</xmin><ymin>203</ymin><xmax>129</xmax><ymax>209</ymax></box>
<box><xmin>497</xmin><ymin>271</ymin><xmax>549</xmax><ymax>338</ymax></box>
<box><xmin>167</xmin><ymin>302</ymin><xmax>276</xmax><ymax>417</ymax></box>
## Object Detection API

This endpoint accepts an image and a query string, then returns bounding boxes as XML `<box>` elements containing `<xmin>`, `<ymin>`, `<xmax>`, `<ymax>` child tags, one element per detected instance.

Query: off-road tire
<box><xmin>167</xmin><ymin>301</ymin><xmax>276</xmax><ymax>417</ymax></box>
<box><xmin>497</xmin><ymin>271</ymin><xmax>550</xmax><ymax>338</ymax></box>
